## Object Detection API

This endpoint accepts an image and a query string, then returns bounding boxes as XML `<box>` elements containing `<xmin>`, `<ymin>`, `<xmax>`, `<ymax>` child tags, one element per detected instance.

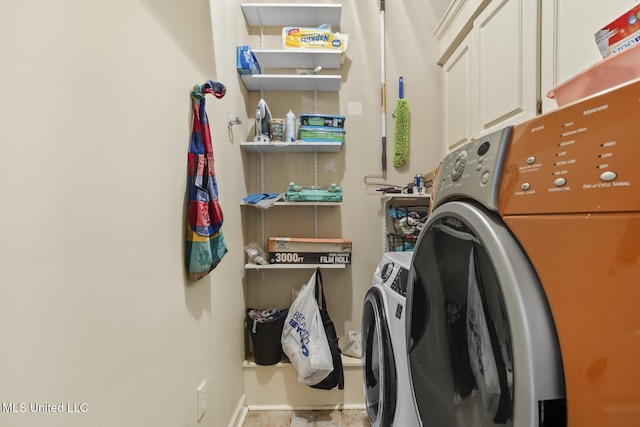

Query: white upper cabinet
<box><xmin>434</xmin><ymin>0</ymin><xmax>491</xmax><ymax>63</ymax></box>
<box><xmin>441</xmin><ymin>0</ymin><xmax>638</xmax><ymax>148</ymax></box>
<box><xmin>473</xmin><ymin>0</ymin><xmax>537</xmax><ymax>135</ymax></box>
<box><xmin>441</xmin><ymin>0</ymin><xmax>538</xmax><ymax>152</ymax></box>
<box><xmin>443</xmin><ymin>33</ymin><xmax>473</xmax><ymax>150</ymax></box>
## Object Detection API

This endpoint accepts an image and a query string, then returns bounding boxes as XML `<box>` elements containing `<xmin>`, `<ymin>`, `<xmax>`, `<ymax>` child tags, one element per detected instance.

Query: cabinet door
<box><xmin>443</xmin><ymin>33</ymin><xmax>473</xmax><ymax>152</ymax></box>
<box><xmin>473</xmin><ymin>0</ymin><xmax>538</xmax><ymax>136</ymax></box>
<box><xmin>540</xmin><ymin>0</ymin><xmax>638</xmax><ymax>112</ymax></box>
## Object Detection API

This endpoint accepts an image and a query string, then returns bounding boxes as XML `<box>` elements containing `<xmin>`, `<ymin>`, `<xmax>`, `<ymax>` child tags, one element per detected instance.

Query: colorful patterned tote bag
<box><xmin>186</xmin><ymin>80</ymin><xmax>228</xmax><ymax>280</ymax></box>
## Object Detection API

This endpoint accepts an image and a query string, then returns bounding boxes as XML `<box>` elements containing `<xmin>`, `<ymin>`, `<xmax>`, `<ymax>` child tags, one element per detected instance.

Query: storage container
<box><xmin>245</xmin><ymin>308</ymin><xmax>288</xmax><ymax>365</ymax></box>
<box><xmin>299</xmin><ymin>113</ymin><xmax>345</xmax><ymax>128</ymax></box>
<box><xmin>298</xmin><ymin>125</ymin><xmax>345</xmax><ymax>143</ymax></box>
<box><xmin>547</xmin><ymin>43</ymin><xmax>640</xmax><ymax>107</ymax></box>
<box><xmin>269</xmin><ymin>118</ymin><xmax>284</xmax><ymax>141</ymax></box>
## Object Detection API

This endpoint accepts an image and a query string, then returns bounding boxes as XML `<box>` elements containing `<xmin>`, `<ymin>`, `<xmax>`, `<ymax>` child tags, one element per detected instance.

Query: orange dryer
<box><xmin>499</xmin><ymin>79</ymin><xmax>640</xmax><ymax>426</ymax></box>
<box><xmin>406</xmin><ymin>80</ymin><xmax>640</xmax><ymax>427</ymax></box>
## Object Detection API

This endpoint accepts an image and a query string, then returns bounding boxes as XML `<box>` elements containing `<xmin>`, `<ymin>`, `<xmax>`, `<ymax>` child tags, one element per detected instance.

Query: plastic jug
<box><xmin>285</xmin><ymin>110</ymin><xmax>296</xmax><ymax>142</ymax></box>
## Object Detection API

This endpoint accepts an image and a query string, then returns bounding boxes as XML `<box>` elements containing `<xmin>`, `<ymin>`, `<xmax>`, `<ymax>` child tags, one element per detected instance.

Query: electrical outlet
<box><xmin>197</xmin><ymin>380</ymin><xmax>207</xmax><ymax>421</ymax></box>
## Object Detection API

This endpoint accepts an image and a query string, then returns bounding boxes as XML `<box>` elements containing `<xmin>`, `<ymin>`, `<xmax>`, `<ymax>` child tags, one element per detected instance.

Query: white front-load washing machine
<box><xmin>362</xmin><ymin>251</ymin><xmax>421</xmax><ymax>427</ymax></box>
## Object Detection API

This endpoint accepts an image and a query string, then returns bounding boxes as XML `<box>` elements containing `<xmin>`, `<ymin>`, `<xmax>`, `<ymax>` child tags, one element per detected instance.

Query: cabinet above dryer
<box><xmin>440</xmin><ymin>0</ymin><xmax>538</xmax><ymax>152</ymax></box>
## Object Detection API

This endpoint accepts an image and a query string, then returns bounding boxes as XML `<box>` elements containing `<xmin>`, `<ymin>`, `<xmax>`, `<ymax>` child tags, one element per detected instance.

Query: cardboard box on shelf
<box><xmin>299</xmin><ymin>114</ymin><xmax>346</xmax><ymax>128</ymax></box>
<box><xmin>268</xmin><ymin>237</ymin><xmax>352</xmax><ymax>264</ymax></box>
<box><xmin>298</xmin><ymin>126</ymin><xmax>345</xmax><ymax>143</ymax></box>
<box><xmin>595</xmin><ymin>4</ymin><xmax>640</xmax><ymax>58</ymax></box>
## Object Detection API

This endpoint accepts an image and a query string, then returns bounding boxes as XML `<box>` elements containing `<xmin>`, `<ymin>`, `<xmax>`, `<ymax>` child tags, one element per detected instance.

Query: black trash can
<box><xmin>246</xmin><ymin>308</ymin><xmax>288</xmax><ymax>366</ymax></box>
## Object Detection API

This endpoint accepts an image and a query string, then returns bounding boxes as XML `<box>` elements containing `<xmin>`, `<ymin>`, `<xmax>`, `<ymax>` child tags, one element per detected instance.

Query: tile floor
<box><xmin>242</xmin><ymin>409</ymin><xmax>371</xmax><ymax>427</ymax></box>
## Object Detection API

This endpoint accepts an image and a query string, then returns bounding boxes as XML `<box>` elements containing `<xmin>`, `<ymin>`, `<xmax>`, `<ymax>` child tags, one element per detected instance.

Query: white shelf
<box><xmin>241</xmin><ymin>201</ymin><xmax>341</xmax><ymax>207</ymax></box>
<box><xmin>245</xmin><ymin>263</ymin><xmax>346</xmax><ymax>270</ymax></box>
<box><xmin>241</xmin><ymin>141</ymin><xmax>343</xmax><ymax>153</ymax></box>
<box><xmin>253</xmin><ymin>49</ymin><xmax>342</xmax><ymax>70</ymax></box>
<box><xmin>241</xmin><ymin>3</ymin><xmax>342</xmax><ymax>27</ymax></box>
<box><xmin>240</xmin><ymin>74</ymin><xmax>341</xmax><ymax>92</ymax></box>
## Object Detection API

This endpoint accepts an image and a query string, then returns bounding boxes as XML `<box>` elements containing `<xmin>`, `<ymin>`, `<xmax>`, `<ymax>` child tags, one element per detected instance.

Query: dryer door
<box><xmin>362</xmin><ymin>287</ymin><xmax>397</xmax><ymax>427</ymax></box>
<box><xmin>405</xmin><ymin>201</ymin><xmax>566</xmax><ymax>427</ymax></box>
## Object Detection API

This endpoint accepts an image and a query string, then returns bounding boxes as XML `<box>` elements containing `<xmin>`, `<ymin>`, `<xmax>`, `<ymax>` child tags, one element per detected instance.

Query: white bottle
<box><xmin>285</xmin><ymin>110</ymin><xmax>296</xmax><ymax>142</ymax></box>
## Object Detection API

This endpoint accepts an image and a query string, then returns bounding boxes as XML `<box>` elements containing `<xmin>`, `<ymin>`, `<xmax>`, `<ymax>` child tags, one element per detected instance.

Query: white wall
<box><xmin>0</xmin><ymin>0</ymin><xmax>444</xmax><ymax>424</ymax></box>
<box><xmin>0</xmin><ymin>0</ymin><xmax>246</xmax><ymax>426</ymax></box>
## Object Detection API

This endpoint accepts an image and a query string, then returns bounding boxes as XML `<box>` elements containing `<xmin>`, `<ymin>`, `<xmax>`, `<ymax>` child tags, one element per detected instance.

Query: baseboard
<box><xmin>246</xmin><ymin>403</ymin><xmax>366</xmax><ymax>411</ymax></box>
<box><xmin>227</xmin><ymin>393</ymin><xmax>248</xmax><ymax>427</ymax></box>
<box><xmin>244</xmin><ymin>355</ymin><xmax>365</xmax><ymax>409</ymax></box>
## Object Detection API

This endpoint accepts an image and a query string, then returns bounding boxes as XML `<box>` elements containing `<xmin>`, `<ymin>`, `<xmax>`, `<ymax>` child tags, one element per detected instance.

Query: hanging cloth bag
<box><xmin>310</xmin><ymin>267</ymin><xmax>344</xmax><ymax>390</ymax></box>
<box><xmin>186</xmin><ymin>80</ymin><xmax>228</xmax><ymax>280</ymax></box>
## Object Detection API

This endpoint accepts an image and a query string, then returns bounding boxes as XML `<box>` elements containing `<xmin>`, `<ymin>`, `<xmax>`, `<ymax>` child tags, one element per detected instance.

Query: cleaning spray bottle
<box><xmin>285</xmin><ymin>110</ymin><xmax>296</xmax><ymax>142</ymax></box>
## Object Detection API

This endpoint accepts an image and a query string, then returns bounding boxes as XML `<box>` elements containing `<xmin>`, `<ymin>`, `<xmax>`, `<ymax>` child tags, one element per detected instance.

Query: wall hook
<box><xmin>227</xmin><ymin>112</ymin><xmax>242</xmax><ymax>129</ymax></box>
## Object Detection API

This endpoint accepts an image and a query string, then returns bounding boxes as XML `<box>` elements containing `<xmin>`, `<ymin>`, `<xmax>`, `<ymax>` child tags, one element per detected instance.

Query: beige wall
<box><xmin>241</xmin><ymin>0</ymin><xmax>443</xmax><ymax>348</ymax></box>
<box><xmin>0</xmin><ymin>0</ymin><xmax>247</xmax><ymax>426</ymax></box>
<box><xmin>0</xmin><ymin>0</ymin><xmax>443</xmax><ymax>425</ymax></box>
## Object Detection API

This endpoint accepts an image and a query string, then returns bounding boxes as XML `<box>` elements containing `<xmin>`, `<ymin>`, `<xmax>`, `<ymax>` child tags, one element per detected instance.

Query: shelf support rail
<box><xmin>255</xmin><ymin>6</ymin><xmax>265</xmax><ymax>49</ymax></box>
<box><xmin>259</xmin><ymin>150</ymin><xmax>265</xmax><ymax>193</ymax></box>
<box><xmin>260</xmin><ymin>151</ymin><xmax>266</xmax><ymax>281</ymax></box>
<box><xmin>313</xmin><ymin>89</ymin><xmax>319</xmax><ymax>238</ymax></box>
<box><xmin>314</xmin><ymin>89</ymin><xmax>318</xmax><ymax>114</ymax></box>
<box><xmin>314</xmin><ymin>147</ymin><xmax>319</xmax><ymax>237</ymax></box>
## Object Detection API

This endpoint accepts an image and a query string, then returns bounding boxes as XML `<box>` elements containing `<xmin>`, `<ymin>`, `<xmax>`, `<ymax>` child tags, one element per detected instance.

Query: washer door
<box><xmin>362</xmin><ymin>287</ymin><xmax>397</xmax><ymax>426</ymax></box>
<box><xmin>405</xmin><ymin>201</ymin><xmax>566</xmax><ymax>427</ymax></box>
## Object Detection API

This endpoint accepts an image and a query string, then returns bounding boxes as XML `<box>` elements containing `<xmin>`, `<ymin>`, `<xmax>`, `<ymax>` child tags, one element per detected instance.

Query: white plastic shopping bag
<box><xmin>281</xmin><ymin>270</ymin><xmax>333</xmax><ymax>385</ymax></box>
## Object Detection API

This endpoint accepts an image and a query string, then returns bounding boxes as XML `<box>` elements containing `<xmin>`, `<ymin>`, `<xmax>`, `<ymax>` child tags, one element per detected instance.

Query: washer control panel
<box><xmin>434</xmin><ymin>127</ymin><xmax>513</xmax><ymax>211</ymax></box>
<box><xmin>499</xmin><ymin>79</ymin><xmax>640</xmax><ymax>215</ymax></box>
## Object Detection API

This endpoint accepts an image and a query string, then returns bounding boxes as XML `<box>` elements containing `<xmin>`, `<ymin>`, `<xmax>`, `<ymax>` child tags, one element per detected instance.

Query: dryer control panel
<box><xmin>378</xmin><ymin>251</ymin><xmax>412</xmax><ymax>298</ymax></box>
<box><xmin>434</xmin><ymin>126</ymin><xmax>513</xmax><ymax>212</ymax></box>
<box><xmin>500</xmin><ymin>78</ymin><xmax>640</xmax><ymax>214</ymax></box>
